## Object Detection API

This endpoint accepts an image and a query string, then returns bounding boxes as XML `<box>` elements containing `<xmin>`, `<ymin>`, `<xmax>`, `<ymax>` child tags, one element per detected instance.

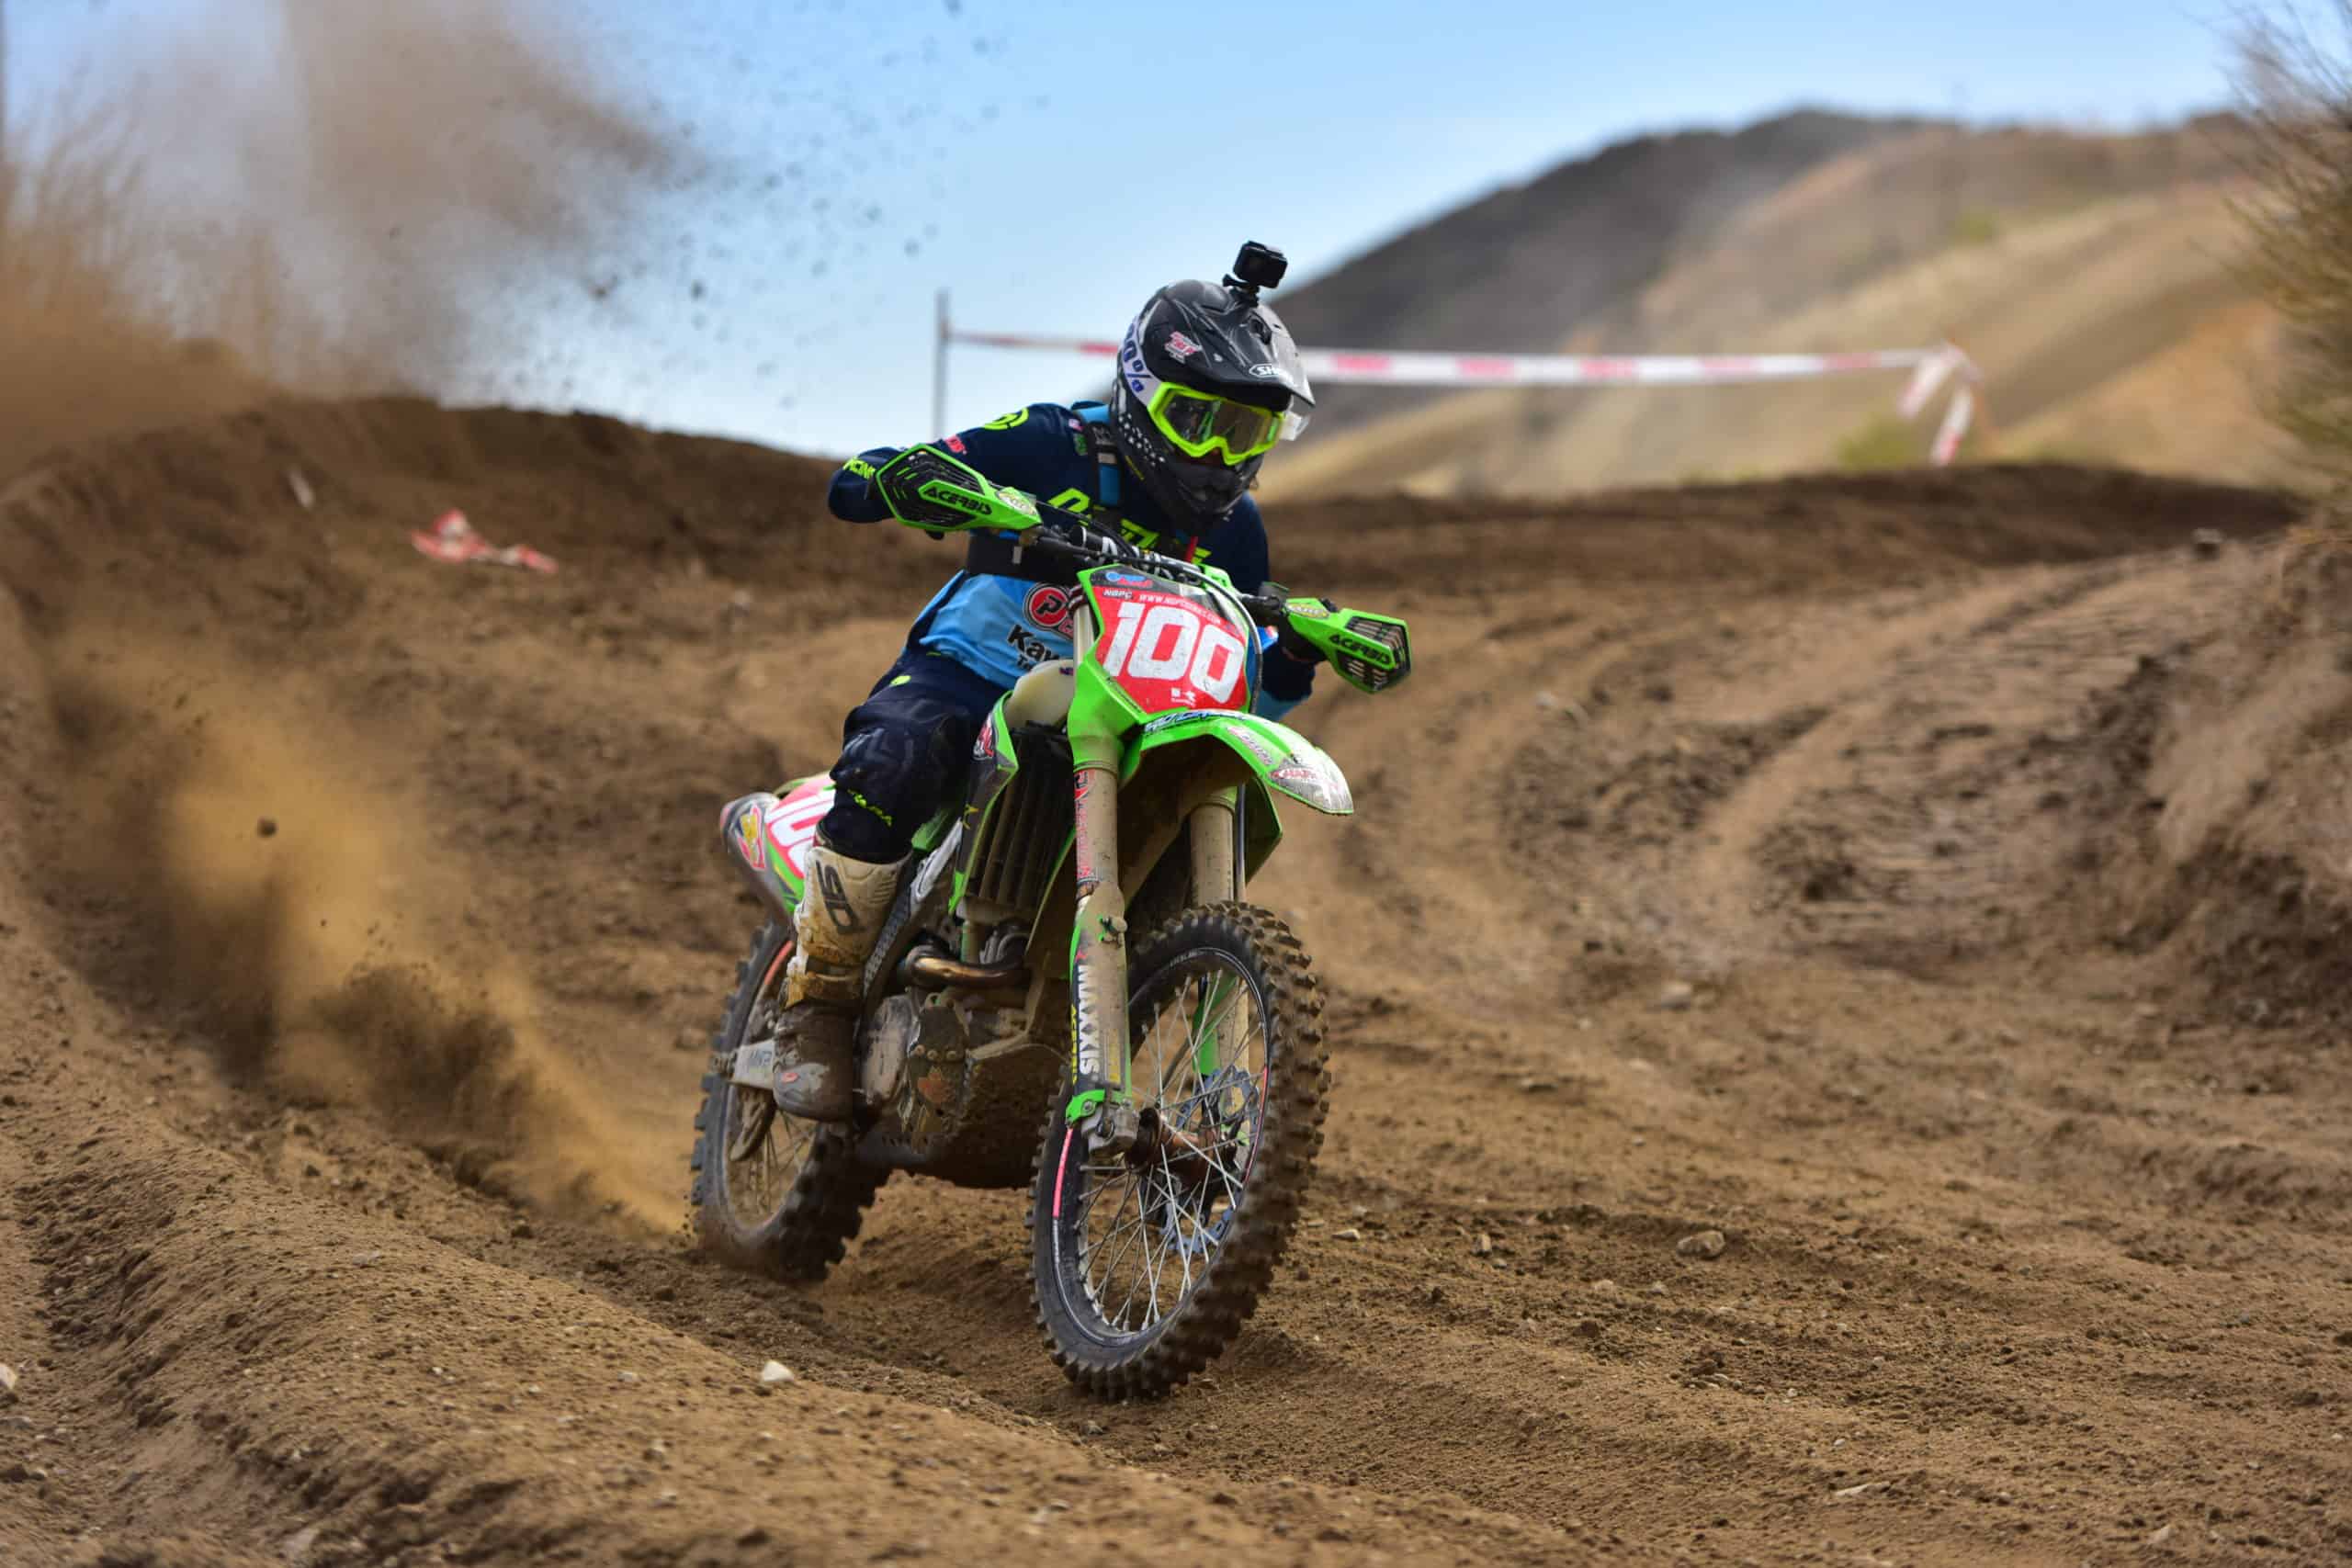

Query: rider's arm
<box><xmin>827</xmin><ymin>405</ymin><xmax>1076</xmax><ymax>525</ymax></box>
<box><xmin>1217</xmin><ymin>501</ymin><xmax>1317</xmax><ymax>721</ymax></box>
<box><xmin>827</xmin><ymin>448</ymin><xmax>899</xmax><ymax>523</ymax></box>
<box><xmin>1256</xmin><ymin>639</ymin><xmax>1317</xmax><ymax>722</ymax></box>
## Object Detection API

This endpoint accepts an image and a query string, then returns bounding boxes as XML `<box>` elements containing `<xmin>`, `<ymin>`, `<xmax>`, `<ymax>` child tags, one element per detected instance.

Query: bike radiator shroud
<box><xmin>848</xmin><ymin>722</ymin><xmax>1072</xmax><ymax>1190</ymax></box>
<box><xmin>963</xmin><ymin>723</ymin><xmax>1075</xmax><ymax>920</ymax></box>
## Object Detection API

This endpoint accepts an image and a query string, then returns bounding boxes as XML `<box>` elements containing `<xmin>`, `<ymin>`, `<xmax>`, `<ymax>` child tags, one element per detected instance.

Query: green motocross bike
<box><xmin>689</xmin><ymin>446</ymin><xmax>1412</xmax><ymax>1397</ymax></box>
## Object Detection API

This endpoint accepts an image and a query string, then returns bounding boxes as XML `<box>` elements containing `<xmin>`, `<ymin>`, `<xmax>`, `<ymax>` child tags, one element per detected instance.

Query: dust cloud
<box><xmin>50</xmin><ymin>639</ymin><xmax>672</xmax><ymax>1229</ymax></box>
<box><xmin>2</xmin><ymin>0</ymin><xmax>701</xmax><ymax>453</ymax></box>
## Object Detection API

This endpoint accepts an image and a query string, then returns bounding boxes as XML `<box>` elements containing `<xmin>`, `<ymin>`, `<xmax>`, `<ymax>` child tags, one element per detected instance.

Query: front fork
<box><xmin>1065</xmin><ymin>773</ymin><xmax>1243</xmax><ymax>1156</ymax></box>
<box><xmin>1066</xmin><ymin>736</ymin><xmax>1137</xmax><ymax>1153</ymax></box>
<box><xmin>1062</xmin><ymin>597</ymin><xmax>1247</xmax><ymax>1155</ymax></box>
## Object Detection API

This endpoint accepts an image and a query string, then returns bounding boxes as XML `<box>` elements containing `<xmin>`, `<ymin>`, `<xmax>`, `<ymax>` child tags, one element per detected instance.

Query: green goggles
<box><xmin>1147</xmin><ymin>383</ymin><xmax>1287</xmax><ymax>466</ymax></box>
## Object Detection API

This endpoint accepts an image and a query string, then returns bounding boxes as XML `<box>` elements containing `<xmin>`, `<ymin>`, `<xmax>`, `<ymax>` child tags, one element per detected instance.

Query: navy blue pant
<box><xmin>820</xmin><ymin>650</ymin><xmax>1005</xmax><ymax>863</ymax></box>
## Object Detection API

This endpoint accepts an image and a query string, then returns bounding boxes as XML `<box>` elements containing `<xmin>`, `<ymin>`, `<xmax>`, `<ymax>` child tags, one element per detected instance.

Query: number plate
<box><xmin>1091</xmin><ymin>582</ymin><xmax>1251</xmax><ymax>716</ymax></box>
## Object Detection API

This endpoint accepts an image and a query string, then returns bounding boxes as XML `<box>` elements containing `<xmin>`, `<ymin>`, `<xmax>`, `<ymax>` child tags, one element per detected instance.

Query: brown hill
<box><xmin>6</xmin><ymin>398</ymin><xmax>2350</xmax><ymax>1562</ymax></box>
<box><xmin>1276</xmin><ymin>109</ymin><xmax>1936</xmax><ymax>438</ymax></box>
<box><xmin>1269</xmin><ymin>114</ymin><xmax>2290</xmax><ymax>494</ymax></box>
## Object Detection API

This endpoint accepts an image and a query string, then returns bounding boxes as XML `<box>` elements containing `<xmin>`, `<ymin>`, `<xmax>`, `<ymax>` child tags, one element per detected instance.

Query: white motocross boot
<box><xmin>771</xmin><ymin>840</ymin><xmax>899</xmax><ymax>1122</ymax></box>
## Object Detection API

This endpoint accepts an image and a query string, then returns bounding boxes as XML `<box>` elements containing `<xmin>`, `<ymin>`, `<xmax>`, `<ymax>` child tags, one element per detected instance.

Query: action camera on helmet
<box><xmin>1227</xmin><ymin>242</ymin><xmax>1288</xmax><ymax>296</ymax></box>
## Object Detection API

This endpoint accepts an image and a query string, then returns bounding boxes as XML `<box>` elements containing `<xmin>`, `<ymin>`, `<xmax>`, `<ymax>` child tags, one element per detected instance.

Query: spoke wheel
<box><xmin>690</xmin><ymin>919</ymin><xmax>886</xmax><ymax>1280</ymax></box>
<box><xmin>1029</xmin><ymin>902</ymin><xmax>1328</xmax><ymax>1398</ymax></box>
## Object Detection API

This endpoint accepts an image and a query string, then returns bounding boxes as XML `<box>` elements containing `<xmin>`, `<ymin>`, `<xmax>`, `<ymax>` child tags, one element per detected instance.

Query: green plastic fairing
<box><xmin>951</xmin><ymin>700</ymin><xmax>1025</xmax><ymax>913</ymax></box>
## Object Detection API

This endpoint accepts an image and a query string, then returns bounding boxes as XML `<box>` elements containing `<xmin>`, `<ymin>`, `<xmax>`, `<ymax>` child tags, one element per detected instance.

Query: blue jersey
<box><xmin>826</xmin><ymin>402</ymin><xmax>1315</xmax><ymax>716</ymax></box>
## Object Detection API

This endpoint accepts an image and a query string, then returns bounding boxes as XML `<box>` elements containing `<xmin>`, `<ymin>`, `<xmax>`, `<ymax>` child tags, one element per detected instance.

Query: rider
<box><xmin>769</xmin><ymin>243</ymin><xmax>1322</xmax><ymax>1122</ymax></box>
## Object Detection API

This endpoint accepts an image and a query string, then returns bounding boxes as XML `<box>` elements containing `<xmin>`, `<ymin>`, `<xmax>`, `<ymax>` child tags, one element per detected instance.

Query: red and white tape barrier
<box><xmin>1896</xmin><ymin>343</ymin><xmax>1964</xmax><ymax>419</ymax></box>
<box><xmin>940</xmin><ymin>325</ymin><xmax>1984</xmax><ymax>463</ymax></box>
<box><xmin>1930</xmin><ymin>385</ymin><xmax>1977</xmax><ymax>468</ymax></box>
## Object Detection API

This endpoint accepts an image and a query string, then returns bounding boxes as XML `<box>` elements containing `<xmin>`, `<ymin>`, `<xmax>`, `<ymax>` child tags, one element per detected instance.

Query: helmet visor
<box><xmin>1146</xmin><ymin>383</ymin><xmax>1287</xmax><ymax>466</ymax></box>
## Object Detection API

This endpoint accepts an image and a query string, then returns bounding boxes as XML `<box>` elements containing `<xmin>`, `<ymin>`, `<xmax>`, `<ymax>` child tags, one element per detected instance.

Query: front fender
<box><xmin>1020</xmin><ymin>711</ymin><xmax>1348</xmax><ymax>977</ymax></box>
<box><xmin>1124</xmin><ymin>710</ymin><xmax>1353</xmax><ymax>817</ymax></box>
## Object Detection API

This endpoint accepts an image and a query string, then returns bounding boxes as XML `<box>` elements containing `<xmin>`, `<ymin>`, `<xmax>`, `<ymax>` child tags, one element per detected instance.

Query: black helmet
<box><xmin>1111</xmin><ymin>242</ymin><xmax>1316</xmax><ymax>528</ymax></box>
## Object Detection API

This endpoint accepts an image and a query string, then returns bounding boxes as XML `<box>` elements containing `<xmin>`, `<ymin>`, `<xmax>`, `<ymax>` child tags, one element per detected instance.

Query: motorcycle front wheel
<box><xmin>1028</xmin><ymin>901</ymin><xmax>1330</xmax><ymax>1398</ymax></box>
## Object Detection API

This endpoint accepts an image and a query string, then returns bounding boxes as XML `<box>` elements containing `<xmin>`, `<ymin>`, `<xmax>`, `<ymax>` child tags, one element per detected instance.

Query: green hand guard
<box><xmin>1282</xmin><ymin>600</ymin><xmax>1414</xmax><ymax>694</ymax></box>
<box><xmin>873</xmin><ymin>446</ymin><xmax>1042</xmax><ymax>534</ymax></box>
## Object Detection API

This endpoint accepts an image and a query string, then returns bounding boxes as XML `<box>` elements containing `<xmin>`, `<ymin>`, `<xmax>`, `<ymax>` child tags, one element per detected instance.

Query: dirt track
<box><xmin>3</xmin><ymin>402</ymin><xmax>2349</xmax><ymax>1565</ymax></box>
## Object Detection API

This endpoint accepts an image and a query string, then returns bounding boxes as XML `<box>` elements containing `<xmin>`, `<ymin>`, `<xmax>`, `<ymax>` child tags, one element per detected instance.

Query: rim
<box><xmin>1060</xmin><ymin>951</ymin><xmax>1270</xmax><ymax>1344</ymax></box>
<box><xmin>719</xmin><ymin>938</ymin><xmax>820</xmax><ymax>1230</ymax></box>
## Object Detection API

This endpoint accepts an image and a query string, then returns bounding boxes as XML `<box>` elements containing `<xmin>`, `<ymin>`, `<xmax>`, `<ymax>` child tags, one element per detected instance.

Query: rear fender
<box><xmin>718</xmin><ymin>774</ymin><xmax>833</xmax><ymax>915</ymax></box>
<box><xmin>719</xmin><ymin>773</ymin><xmax>952</xmax><ymax>918</ymax></box>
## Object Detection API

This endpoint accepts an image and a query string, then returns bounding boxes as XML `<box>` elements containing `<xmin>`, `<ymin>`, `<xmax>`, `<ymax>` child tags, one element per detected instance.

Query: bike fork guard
<box><xmin>1065</xmin><ymin>749</ymin><xmax>1139</xmax><ymax>1153</ymax></box>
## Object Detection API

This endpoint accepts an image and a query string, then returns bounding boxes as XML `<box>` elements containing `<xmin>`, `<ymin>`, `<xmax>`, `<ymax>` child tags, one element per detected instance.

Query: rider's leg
<box><xmin>771</xmin><ymin>655</ymin><xmax>993</xmax><ymax>1122</ymax></box>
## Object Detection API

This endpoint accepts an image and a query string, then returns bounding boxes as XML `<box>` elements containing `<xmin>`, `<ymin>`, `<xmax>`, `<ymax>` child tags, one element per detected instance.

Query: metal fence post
<box><xmin>933</xmin><ymin>288</ymin><xmax>949</xmax><ymax>437</ymax></box>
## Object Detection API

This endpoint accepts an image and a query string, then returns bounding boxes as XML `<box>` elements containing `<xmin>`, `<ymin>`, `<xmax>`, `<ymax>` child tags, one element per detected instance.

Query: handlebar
<box><xmin>1019</xmin><ymin>505</ymin><xmax>1290</xmax><ymax>627</ymax></box>
<box><xmin>877</xmin><ymin>444</ymin><xmax>1294</xmax><ymax>627</ymax></box>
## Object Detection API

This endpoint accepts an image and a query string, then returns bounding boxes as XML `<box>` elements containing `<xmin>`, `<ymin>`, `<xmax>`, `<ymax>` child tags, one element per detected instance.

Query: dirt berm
<box><xmin>3</xmin><ymin>399</ymin><xmax>2348</xmax><ymax>1564</ymax></box>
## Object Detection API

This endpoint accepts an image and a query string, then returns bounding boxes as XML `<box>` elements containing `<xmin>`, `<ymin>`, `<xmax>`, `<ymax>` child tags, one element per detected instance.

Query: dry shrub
<box><xmin>2265</xmin><ymin>516</ymin><xmax>2352</xmax><ymax>634</ymax></box>
<box><xmin>2237</xmin><ymin>4</ymin><xmax>2352</xmax><ymax>498</ymax></box>
<box><xmin>1836</xmin><ymin>412</ymin><xmax>1927</xmax><ymax>472</ymax></box>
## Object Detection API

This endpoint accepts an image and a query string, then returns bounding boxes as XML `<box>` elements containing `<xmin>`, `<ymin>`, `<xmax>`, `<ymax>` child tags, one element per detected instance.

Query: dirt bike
<box><xmin>687</xmin><ymin>447</ymin><xmax>1411</xmax><ymax>1396</ymax></box>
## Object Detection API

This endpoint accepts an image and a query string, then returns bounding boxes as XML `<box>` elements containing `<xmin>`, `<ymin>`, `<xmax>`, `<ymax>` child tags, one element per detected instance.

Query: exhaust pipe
<box><xmin>900</xmin><ymin>947</ymin><xmax>1030</xmax><ymax>993</ymax></box>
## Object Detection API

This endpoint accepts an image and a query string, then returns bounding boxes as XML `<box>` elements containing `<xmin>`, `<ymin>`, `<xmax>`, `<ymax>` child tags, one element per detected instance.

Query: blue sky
<box><xmin>6</xmin><ymin>0</ymin><xmax>2252</xmax><ymax>456</ymax></box>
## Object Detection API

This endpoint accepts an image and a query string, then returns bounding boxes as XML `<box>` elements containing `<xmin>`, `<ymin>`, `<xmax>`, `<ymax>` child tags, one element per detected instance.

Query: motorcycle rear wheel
<box><xmin>690</xmin><ymin>919</ymin><xmax>886</xmax><ymax>1281</ymax></box>
<box><xmin>1028</xmin><ymin>901</ymin><xmax>1329</xmax><ymax>1398</ymax></box>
